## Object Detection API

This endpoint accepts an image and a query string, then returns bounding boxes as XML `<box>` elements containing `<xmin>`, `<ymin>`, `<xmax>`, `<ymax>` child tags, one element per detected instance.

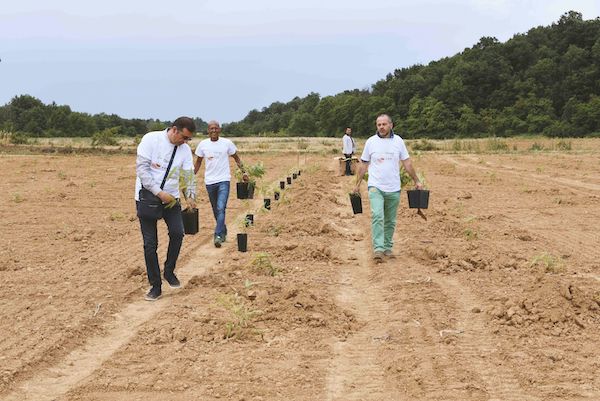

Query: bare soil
<box><xmin>1</xmin><ymin>143</ymin><xmax>600</xmax><ymax>400</ymax></box>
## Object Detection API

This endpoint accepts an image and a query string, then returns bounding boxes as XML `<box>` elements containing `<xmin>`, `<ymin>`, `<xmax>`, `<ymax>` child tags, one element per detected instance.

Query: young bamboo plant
<box><xmin>235</xmin><ymin>161</ymin><xmax>266</xmax><ymax>199</ymax></box>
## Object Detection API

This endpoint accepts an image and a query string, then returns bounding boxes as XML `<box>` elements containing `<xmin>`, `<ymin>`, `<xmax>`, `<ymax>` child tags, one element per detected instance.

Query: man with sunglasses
<box><xmin>194</xmin><ymin>120</ymin><xmax>249</xmax><ymax>248</ymax></box>
<box><xmin>135</xmin><ymin>117</ymin><xmax>197</xmax><ymax>301</ymax></box>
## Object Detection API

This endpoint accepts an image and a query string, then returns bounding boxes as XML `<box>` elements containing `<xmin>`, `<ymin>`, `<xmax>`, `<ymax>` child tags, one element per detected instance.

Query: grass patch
<box><xmin>411</xmin><ymin>139</ymin><xmax>438</xmax><ymax>151</ymax></box>
<box><xmin>249</xmin><ymin>252</ymin><xmax>279</xmax><ymax>276</ymax></box>
<box><xmin>486</xmin><ymin>138</ymin><xmax>509</xmax><ymax>152</ymax></box>
<box><xmin>529</xmin><ymin>142</ymin><xmax>545</xmax><ymax>151</ymax></box>
<box><xmin>297</xmin><ymin>140</ymin><xmax>309</xmax><ymax>150</ymax></box>
<box><xmin>530</xmin><ymin>252</ymin><xmax>565</xmax><ymax>274</ymax></box>
<box><xmin>216</xmin><ymin>292</ymin><xmax>261</xmax><ymax>340</ymax></box>
<box><xmin>109</xmin><ymin>211</ymin><xmax>126</xmax><ymax>221</ymax></box>
<box><xmin>555</xmin><ymin>140</ymin><xmax>572</xmax><ymax>151</ymax></box>
<box><xmin>464</xmin><ymin>228</ymin><xmax>478</xmax><ymax>241</ymax></box>
<box><xmin>12</xmin><ymin>193</ymin><xmax>25</xmax><ymax>203</ymax></box>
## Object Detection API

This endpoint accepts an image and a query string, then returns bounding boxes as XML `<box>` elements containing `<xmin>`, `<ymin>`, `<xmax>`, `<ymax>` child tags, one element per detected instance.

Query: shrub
<box><xmin>529</xmin><ymin>142</ymin><xmax>544</xmax><ymax>151</ymax></box>
<box><xmin>486</xmin><ymin>138</ymin><xmax>509</xmax><ymax>152</ymax></box>
<box><xmin>91</xmin><ymin>127</ymin><xmax>119</xmax><ymax>147</ymax></box>
<box><xmin>411</xmin><ymin>139</ymin><xmax>438</xmax><ymax>151</ymax></box>
<box><xmin>10</xmin><ymin>132</ymin><xmax>29</xmax><ymax>144</ymax></box>
<box><xmin>555</xmin><ymin>140</ymin><xmax>572</xmax><ymax>151</ymax></box>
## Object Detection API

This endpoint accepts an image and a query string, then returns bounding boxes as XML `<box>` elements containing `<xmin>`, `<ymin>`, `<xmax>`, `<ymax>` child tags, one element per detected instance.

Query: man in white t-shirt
<box><xmin>342</xmin><ymin>127</ymin><xmax>357</xmax><ymax>175</ymax></box>
<box><xmin>135</xmin><ymin>117</ymin><xmax>197</xmax><ymax>301</ymax></box>
<box><xmin>194</xmin><ymin>120</ymin><xmax>249</xmax><ymax>248</ymax></box>
<box><xmin>353</xmin><ymin>114</ymin><xmax>424</xmax><ymax>263</ymax></box>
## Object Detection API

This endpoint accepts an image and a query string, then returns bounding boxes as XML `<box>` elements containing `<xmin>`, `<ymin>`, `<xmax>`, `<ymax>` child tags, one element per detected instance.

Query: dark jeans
<box><xmin>344</xmin><ymin>153</ymin><xmax>353</xmax><ymax>175</ymax></box>
<box><xmin>206</xmin><ymin>181</ymin><xmax>230</xmax><ymax>238</ymax></box>
<box><xmin>137</xmin><ymin>201</ymin><xmax>184</xmax><ymax>289</ymax></box>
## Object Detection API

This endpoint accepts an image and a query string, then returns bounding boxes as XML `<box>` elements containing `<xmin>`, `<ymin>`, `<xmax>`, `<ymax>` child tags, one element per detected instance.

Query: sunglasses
<box><xmin>178</xmin><ymin>130</ymin><xmax>193</xmax><ymax>141</ymax></box>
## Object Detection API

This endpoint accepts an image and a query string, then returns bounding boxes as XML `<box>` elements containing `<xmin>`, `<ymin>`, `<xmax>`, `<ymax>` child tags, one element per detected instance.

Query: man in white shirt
<box><xmin>194</xmin><ymin>120</ymin><xmax>248</xmax><ymax>248</ymax></box>
<box><xmin>342</xmin><ymin>127</ymin><xmax>357</xmax><ymax>175</ymax></box>
<box><xmin>135</xmin><ymin>117</ymin><xmax>197</xmax><ymax>301</ymax></box>
<box><xmin>353</xmin><ymin>114</ymin><xmax>424</xmax><ymax>263</ymax></box>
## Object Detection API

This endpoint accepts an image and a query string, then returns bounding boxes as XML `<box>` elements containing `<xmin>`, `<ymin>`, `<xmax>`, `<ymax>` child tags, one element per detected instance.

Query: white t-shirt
<box><xmin>135</xmin><ymin>130</ymin><xmax>194</xmax><ymax>200</ymax></box>
<box><xmin>360</xmin><ymin>133</ymin><xmax>410</xmax><ymax>192</ymax></box>
<box><xmin>195</xmin><ymin>137</ymin><xmax>237</xmax><ymax>185</ymax></box>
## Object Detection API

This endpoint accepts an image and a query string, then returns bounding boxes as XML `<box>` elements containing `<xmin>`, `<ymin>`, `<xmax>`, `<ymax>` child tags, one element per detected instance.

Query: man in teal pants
<box><xmin>353</xmin><ymin>114</ymin><xmax>423</xmax><ymax>263</ymax></box>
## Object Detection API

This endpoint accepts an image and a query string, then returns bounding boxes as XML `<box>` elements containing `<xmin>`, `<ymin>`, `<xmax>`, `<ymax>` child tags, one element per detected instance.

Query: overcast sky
<box><xmin>1</xmin><ymin>0</ymin><xmax>599</xmax><ymax>123</ymax></box>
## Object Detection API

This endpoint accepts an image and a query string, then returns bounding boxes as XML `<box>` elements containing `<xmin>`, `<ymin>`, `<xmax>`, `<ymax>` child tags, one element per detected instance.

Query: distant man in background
<box><xmin>342</xmin><ymin>127</ymin><xmax>357</xmax><ymax>175</ymax></box>
<box><xmin>135</xmin><ymin>117</ymin><xmax>197</xmax><ymax>301</ymax></box>
<box><xmin>194</xmin><ymin>120</ymin><xmax>249</xmax><ymax>248</ymax></box>
<box><xmin>353</xmin><ymin>114</ymin><xmax>423</xmax><ymax>263</ymax></box>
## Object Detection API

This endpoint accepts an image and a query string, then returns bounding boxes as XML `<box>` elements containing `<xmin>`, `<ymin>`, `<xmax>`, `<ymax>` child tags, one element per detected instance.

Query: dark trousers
<box><xmin>137</xmin><ymin>201</ymin><xmax>184</xmax><ymax>289</ymax></box>
<box><xmin>344</xmin><ymin>153</ymin><xmax>353</xmax><ymax>175</ymax></box>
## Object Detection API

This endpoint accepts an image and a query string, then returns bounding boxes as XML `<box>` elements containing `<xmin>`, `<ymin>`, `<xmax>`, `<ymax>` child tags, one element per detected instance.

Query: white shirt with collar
<box><xmin>135</xmin><ymin>129</ymin><xmax>194</xmax><ymax>200</ymax></box>
<box><xmin>342</xmin><ymin>134</ymin><xmax>356</xmax><ymax>154</ymax></box>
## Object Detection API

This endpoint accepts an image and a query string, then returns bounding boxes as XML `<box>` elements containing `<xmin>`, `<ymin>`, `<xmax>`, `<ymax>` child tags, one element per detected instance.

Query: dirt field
<box><xmin>1</xmin><ymin>139</ymin><xmax>600</xmax><ymax>400</ymax></box>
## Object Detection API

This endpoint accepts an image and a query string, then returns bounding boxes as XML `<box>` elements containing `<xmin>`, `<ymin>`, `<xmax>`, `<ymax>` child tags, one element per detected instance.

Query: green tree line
<box><xmin>0</xmin><ymin>95</ymin><xmax>208</xmax><ymax>139</ymax></box>
<box><xmin>224</xmin><ymin>11</ymin><xmax>600</xmax><ymax>138</ymax></box>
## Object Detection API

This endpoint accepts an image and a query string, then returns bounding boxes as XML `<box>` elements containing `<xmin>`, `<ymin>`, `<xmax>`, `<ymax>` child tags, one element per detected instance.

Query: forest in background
<box><xmin>225</xmin><ymin>11</ymin><xmax>600</xmax><ymax>138</ymax></box>
<box><xmin>1</xmin><ymin>11</ymin><xmax>599</xmax><ymax>141</ymax></box>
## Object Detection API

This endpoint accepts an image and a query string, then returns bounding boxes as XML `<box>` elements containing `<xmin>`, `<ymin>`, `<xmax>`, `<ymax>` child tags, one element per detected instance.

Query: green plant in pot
<box><xmin>236</xmin><ymin>213</ymin><xmax>252</xmax><ymax>252</ymax></box>
<box><xmin>235</xmin><ymin>161</ymin><xmax>265</xmax><ymax>199</ymax></box>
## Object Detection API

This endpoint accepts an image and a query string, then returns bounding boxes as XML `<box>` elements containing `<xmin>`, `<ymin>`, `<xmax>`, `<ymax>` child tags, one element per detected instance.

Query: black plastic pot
<box><xmin>236</xmin><ymin>182</ymin><xmax>248</xmax><ymax>199</ymax></box>
<box><xmin>245</xmin><ymin>214</ymin><xmax>254</xmax><ymax>227</ymax></box>
<box><xmin>407</xmin><ymin>189</ymin><xmax>430</xmax><ymax>209</ymax></box>
<box><xmin>279</xmin><ymin>181</ymin><xmax>285</xmax><ymax>190</ymax></box>
<box><xmin>274</xmin><ymin>191</ymin><xmax>280</xmax><ymax>200</ymax></box>
<box><xmin>292</xmin><ymin>173</ymin><xmax>297</xmax><ymax>179</ymax></box>
<box><xmin>349</xmin><ymin>193</ymin><xmax>362</xmax><ymax>214</ymax></box>
<box><xmin>182</xmin><ymin>208</ymin><xmax>199</xmax><ymax>234</ymax></box>
<box><xmin>298</xmin><ymin>170</ymin><xmax>301</xmax><ymax>176</ymax></box>
<box><xmin>237</xmin><ymin>233</ymin><xmax>248</xmax><ymax>252</ymax></box>
<box><xmin>236</xmin><ymin>182</ymin><xmax>255</xmax><ymax>199</ymax></box>
<box><xmin>286</xmin><ymin>177</ymin><xmax>292</xmax><ymax>185</ymax></box>
<box><xmin>264</xmin><ymin>198</ymin><xmax>271</xmax><ymax>210</ymax></box>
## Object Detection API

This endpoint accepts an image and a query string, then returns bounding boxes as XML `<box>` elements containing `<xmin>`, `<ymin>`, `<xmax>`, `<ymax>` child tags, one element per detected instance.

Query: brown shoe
<box><xmin>373</xmin><ymin>251</ymin><xmax>384</xmax><ymax>262</ymax></box>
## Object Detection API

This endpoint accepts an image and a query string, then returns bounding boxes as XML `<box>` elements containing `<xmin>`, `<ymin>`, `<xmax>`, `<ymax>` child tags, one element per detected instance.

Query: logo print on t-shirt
<box><xmin>373</xmin><ymin>152</ymin><xmax>394</xmax><ymax>165</ymax></box>
<box><xmin>206</xmin><ymin>151</ymin><xmax>224</xmax><ymax>161</ymax></box>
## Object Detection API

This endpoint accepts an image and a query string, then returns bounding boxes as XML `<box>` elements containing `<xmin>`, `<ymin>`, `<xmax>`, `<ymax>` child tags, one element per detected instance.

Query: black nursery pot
<box><xmin>274</xmin><ymin>191</ymin><xmax>280</xmax><ymax>200</ymax></box>
<box><xmin>349</xmin><ymin>193</ymin><xmax>362</xmax><ymax>214</ymax></box>
<box><xmin>236</xmin><ymin>182</ymin><xmax>249</xmax><ymax>199</ymax></box>
<box><xmin>264</xmin><ymin>198</ymin><xmax>271</xmax><ymax>210</ymax></box>
<box><xmin>407</xmin><ymin>189</ymin><xmax>430</xmax><ymax>209</ymax></box>
<box><xmin>237</xmin><ymin>233</ymin><xmax>248</xmax><ymax>252</ymax></box>
<box><xmin>292</xmin><ymin>173</ymin><xmax>297</xmax><ymax>179</ymax></box>
<box><xmin>287</xmin><ymin>177</ymin><xmax>292</xmax><ymax>185</ymax></box>
<box><xmin>245</xmin><ymin>214</ymin><xmax>254</xmax><ymax>227</ymax></box>
<box><xmin>298</xmin><ymin>170</ymin><xmax>301</xmax><ymax>176</ymax></box>
<box><xmin>280</xmin><ymin>181</ymin><xmax>285</xmax><ymax>190</ymax></box>
<box><xmin>236</xmin><ymin>182</ymin><xmax>255</xmax><ymax>199</ymax></box>
<box><xmin>182</xmin><ymin>208</ymin><xmax>199</xmax><ymax>234</ymax></box>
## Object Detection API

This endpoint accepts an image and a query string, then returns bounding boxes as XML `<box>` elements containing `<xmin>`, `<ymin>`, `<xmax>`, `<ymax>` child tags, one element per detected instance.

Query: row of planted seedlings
<box><xmin>235</xmin><ymin>163</ymin><xmax>302</xmax><ymax>252</ymax></box>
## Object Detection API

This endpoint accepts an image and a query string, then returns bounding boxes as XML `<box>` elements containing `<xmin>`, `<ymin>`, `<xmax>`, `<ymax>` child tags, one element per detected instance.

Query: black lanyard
<box><xmin>160</xmin><ymin>146</ymin><xmax>178</xmax><ymax>189</ymax></box>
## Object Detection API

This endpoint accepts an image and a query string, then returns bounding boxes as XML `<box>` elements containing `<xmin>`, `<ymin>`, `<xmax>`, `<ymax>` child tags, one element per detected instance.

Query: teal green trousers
<box><xmin>368</xmin><ymin>186</ymin><xmax>401</xmax><ymax>252</ymax></box>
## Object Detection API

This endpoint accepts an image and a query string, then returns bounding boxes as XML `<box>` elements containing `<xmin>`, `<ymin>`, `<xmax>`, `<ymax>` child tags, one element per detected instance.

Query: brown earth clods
<box><xmin>1</xmin><ymin>146</ymin><xmax>600</xmax><ymax>401</ymax></box>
